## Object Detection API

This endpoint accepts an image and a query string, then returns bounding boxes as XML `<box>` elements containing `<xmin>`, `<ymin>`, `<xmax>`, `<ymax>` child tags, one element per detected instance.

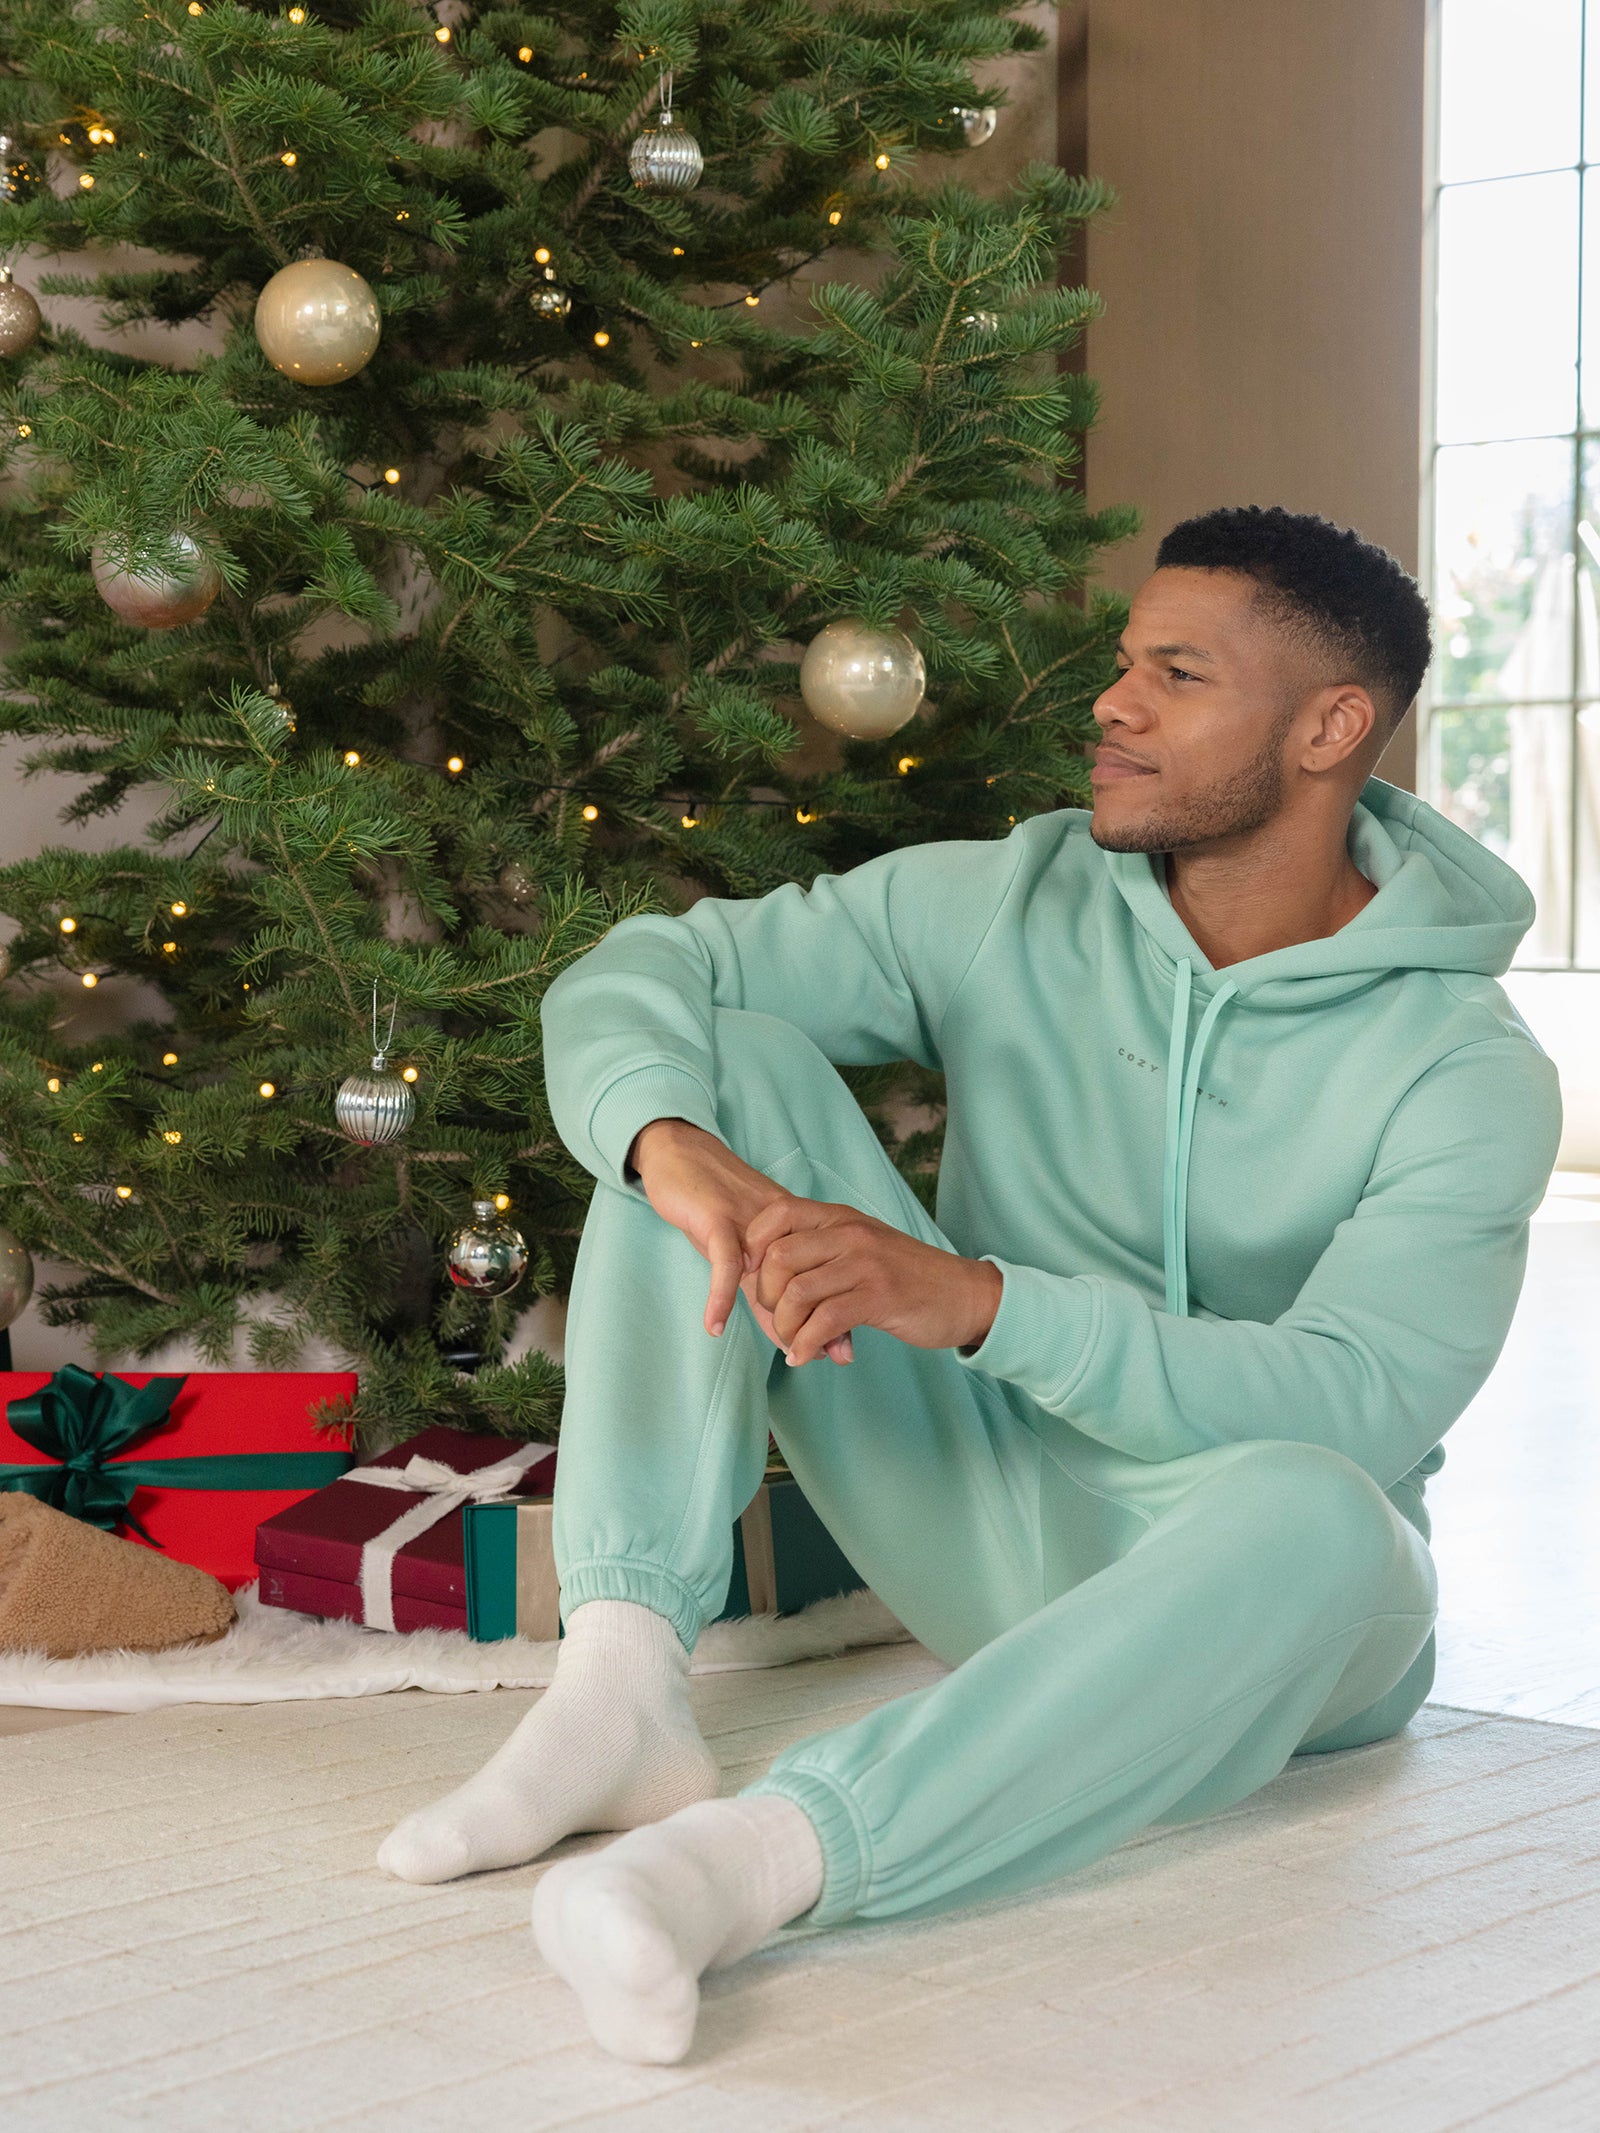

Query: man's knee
<box><xmin>709</xmin><ymin>1008</ymin><xmax>868</xmax><ymax>1171</ymax></box>
<box><xmin>1214</xmin><ymin>1439</ymin><xmax>1436</xmax><ymax>1607</ymax></box>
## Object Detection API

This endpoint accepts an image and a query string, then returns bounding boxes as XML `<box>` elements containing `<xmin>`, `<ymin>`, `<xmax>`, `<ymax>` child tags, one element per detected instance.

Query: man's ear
<box><xmin>1299</xmin><ymin>685</ymin><xmax>1377</xmax><ymax>776</ymax></box>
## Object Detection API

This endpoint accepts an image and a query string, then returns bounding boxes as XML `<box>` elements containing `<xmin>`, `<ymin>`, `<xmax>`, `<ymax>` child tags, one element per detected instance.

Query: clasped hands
<box><xmin>627</xmin><ymin>1116</ymin><xmax>1002</xmax><ymax>1368</ymax></box>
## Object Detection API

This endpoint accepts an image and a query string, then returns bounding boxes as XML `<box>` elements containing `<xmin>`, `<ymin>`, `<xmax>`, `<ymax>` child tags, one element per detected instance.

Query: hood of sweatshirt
<box><xmin>1097</xmin><ymin>778</ymin><xmax>1539</xmax><ymax>1316</ymax></box>
<box><xmin>1103</xmin><ymin>778</ymin><xmax>1537</xmax><ymax>1011</ymax></box>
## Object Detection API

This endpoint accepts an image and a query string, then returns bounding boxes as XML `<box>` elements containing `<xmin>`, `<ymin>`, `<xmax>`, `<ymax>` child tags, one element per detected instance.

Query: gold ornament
<box><xmin>91</xmin><ymin>532</ymin><xmax>221</xmax><ymax>629</ymax></box>
<box><xmin>0</xmin><ymin>267</ymin><xmax>42</xmax><ymax>357</ymax></box>
<box><xmin>255</xmin><ymin>257</ymin><xmax>381</xmax><ymax>385</ymax></box>
<box><xmin>630</xmin><ymin>70</ymin><xmax>703</xmax><ymax>192</ymax></box>
<box><xmin>529</xmin><ymin>277</ymin><xmax>573</xmax><ymax>321</ymax></box>
<box><xmin>799</xmin><ymin>620</ymin><xmax>925</xmax><ymax>739</ymax></box>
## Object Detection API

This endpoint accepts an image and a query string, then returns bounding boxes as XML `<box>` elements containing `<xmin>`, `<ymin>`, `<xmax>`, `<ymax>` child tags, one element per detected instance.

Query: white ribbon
<box><xmin>345</xmin><ymin>1444</ymin><xmax>555</xmax><ymax>1633</ymax></box>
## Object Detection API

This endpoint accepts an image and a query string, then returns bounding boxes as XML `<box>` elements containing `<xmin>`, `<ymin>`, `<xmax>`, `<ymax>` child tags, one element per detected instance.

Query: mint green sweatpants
<box><xmin>553</xmin><ymin>1009</ymin><xmax>1439</xmax><ymax>1928</ymax></box>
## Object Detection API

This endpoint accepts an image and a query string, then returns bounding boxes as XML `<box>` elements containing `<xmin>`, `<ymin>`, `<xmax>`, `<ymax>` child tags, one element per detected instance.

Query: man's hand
<box><xmin>742</xmin><ymin>1196</ymin><xmax>1003</xmax><ymax>1368</ymax></box>
<box><xmin>628</xmin><ymin>1118</ymin><xmax>791</xmax><ymax>1340</ymax></box>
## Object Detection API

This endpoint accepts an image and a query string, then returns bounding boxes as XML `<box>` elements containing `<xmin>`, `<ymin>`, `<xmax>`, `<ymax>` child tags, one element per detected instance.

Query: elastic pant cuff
<box><xmin>558</xmin><ymin>1557</ymin><xmax>704</xmax><ymax>1653</ymax></box>
<box><xmin>741</xmin><ymin>1766</ymin><xmax>872</xmax><ymax>1927</ymax></box>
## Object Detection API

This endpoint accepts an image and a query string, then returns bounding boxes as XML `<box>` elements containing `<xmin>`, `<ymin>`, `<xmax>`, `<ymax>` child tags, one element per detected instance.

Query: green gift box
<box><xmin>463</xmin><ymin>1466</ymin><xmax>864</xmax><ymax>1642</ymax></box>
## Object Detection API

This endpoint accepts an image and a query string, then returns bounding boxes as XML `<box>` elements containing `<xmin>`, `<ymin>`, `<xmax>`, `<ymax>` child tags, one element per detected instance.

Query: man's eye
<box><xmin>1169</xmin><ymin>666</ymin><xmax>1199</xmax><ymax>683</ymax></box>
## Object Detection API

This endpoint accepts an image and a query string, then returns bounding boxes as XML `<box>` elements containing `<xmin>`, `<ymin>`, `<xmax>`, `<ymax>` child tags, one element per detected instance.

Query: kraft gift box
<box><xmin>464</xmin><ymin>1465</ymin><xmax>865</xmax><ymax>1642</ymax></box>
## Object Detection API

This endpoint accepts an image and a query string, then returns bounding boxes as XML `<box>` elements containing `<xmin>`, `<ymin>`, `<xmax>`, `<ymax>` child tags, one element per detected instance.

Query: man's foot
<box><xmin>377</xmin><ymin>1601</ymin><xmax>719</xmax><ymax>1884</ymax></box>
<box><xmin>531</xmin><ymin>1795</ymin><xmax>824</xmax><ymax>2063</ymax></box>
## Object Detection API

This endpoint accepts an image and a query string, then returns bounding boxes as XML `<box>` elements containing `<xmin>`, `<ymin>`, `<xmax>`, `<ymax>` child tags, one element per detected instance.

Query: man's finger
<box><xmin>742</xmin><ymin>1194</ymin><xmax>829</xmax><ymax>1265</ymax></box>
<box><xmin>704</xmin><ymin>1219</ymin><xmax>744</xmax><ymax>1336</ymax></box>
<box><xmin>786</xmin><ymin>1296</ymin><xmax>859</xmax><ymax>1368</ymax></box>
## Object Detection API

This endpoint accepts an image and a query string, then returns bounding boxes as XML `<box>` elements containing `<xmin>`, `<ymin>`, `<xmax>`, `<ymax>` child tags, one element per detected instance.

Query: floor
<box><xmin>5</xmin><ymin>1655</ymin><xmax>1600</xmax><ymax>2132</ymax></box>
<box><xmin>3</xmin><ymin>1186</ymin><xmax>1598</xmax><ymax>2127</ymax></box>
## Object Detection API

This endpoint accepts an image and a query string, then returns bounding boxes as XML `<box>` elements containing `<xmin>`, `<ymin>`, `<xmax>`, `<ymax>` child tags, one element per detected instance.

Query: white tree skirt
<box><xmin>0</xmin><ymin>1582</ymin><xmax>907</xmax><ymax>1713</ymax></box>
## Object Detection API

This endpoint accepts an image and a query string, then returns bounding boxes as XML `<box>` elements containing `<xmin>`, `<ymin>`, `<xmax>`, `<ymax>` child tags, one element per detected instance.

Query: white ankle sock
<box><xmin>531</xmin><ymin>1794</ymin><xmax>825</xmax><ymax>2064</ymax></box>
<box><xmin>377</xmin><ymin>1600</ymin><xmax>718</xmax><ymax>1884</ymax></box>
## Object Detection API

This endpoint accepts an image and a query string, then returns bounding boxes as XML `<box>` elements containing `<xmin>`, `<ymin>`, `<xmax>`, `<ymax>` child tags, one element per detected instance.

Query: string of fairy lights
<box><xmin>13</xmin><ymin>13</ymin><xmax>1014</xmax><ymax>1219</ymax></box>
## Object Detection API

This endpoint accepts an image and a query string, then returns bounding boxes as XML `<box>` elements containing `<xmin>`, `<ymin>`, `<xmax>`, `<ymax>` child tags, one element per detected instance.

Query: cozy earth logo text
<box><xmin>1117</xmin><ymin>1047</ymin><xmax>1230</xmax><ymax>1107</ymax></box>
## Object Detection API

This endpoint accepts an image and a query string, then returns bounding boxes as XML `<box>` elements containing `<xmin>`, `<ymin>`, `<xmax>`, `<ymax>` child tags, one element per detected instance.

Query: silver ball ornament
<box><xmin>447</xmin><ymin>1199</ymin><xmax>528</xmax><ymax>1299</ymax></box>
<box><xmin>959</xmin><ymin>309</ymin><xmax>999</xmax><ymax>334</ymax></box>
<box><xmin>255</xmin><ymin>257</ymin><xmax>381</xmax><ymax>385</ymax></box>
<box><xmin>0</xmin><ymin>1223</ymin><xmax>34</xmax><ymax>1330</ymax></box>
<box><xmin>0</xmin><ymin>268</ymin><xmax>41</xmax><ymax>357</ymax></box>
<box><xmin>799</xmin><ymin>621</ymin><xmax>926</xmax><ymax>740</ymax></box>
<box><xmin>91</xmin><ymin>531</ymin><xmax>221</xmax><ymax>630</ymax></box>
<box><xmin>953</xmin><ymin>105</ymin><xmax>998</xmax><ymax>147</ymax></box>
<box><xmin>334</xmin><ymin>1052</ymin><xmax>415</xmax><ymax>1146</ymax></box>
<box><xmin>629</xmin><ymin>111</ymin><xmax>704</xmax><ymax>192</ymax></box>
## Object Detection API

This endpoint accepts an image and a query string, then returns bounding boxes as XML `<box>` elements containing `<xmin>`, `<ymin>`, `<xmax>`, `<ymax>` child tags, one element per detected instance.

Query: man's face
<box><xmin>1089</xmin><ymin>568</ymin><xmax>1311</xmax><ymax>854</ymax></box>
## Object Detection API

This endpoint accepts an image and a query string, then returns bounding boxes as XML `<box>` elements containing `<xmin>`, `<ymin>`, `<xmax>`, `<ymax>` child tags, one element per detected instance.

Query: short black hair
<box><xmin>1153</xmin><ymin>505</ymin><xmax>1432</xmax><ymax>732</ymax></box>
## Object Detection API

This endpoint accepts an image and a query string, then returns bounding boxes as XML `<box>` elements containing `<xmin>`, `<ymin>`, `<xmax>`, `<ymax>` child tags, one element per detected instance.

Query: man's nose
<box><xmin>1092</xmin><ymin>671</ymin><xmax>1147</xmax><ymax>730</ymax></box>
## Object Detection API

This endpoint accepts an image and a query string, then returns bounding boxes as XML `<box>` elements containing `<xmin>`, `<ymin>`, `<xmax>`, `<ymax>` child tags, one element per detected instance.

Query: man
<box><xmin>379</xmin><ymin>506</ymin><xmax>1560</xmax><ymax>2065</ymax></box>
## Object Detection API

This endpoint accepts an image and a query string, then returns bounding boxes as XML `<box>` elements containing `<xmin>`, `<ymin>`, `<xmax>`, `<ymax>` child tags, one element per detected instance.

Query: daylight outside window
<box><xmin>1424</xmin><ymin>0</ymin><xmax>1600</xmax><ymax>967</ymax></box>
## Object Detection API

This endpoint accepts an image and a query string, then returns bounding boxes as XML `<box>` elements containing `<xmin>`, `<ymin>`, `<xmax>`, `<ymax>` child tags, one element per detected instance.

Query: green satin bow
<box><xmin>0</xmin><ymin>1364</ymin><xmax>351</xmax><ymax>1542</ymax></box>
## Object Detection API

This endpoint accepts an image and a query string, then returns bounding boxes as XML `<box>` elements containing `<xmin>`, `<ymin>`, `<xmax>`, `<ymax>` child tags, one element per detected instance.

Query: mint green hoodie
<box><xmin>541</xmin><ymin>778</ymin><xmax>1561</xmax><ymax>1497</ymax></box>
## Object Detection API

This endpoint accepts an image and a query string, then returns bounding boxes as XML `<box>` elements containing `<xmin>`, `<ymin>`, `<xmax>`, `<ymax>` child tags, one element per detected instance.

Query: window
<box><xmin>1423</xmin><ymin>0</ymin><xmax>1600</xmax><ymax>967</ymax></box>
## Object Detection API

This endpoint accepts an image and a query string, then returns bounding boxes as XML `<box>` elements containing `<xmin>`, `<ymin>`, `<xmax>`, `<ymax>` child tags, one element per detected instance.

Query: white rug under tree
<box><xmin>0</xmin><ymin>1583</ymin><xmax>907</xmax><ymax>1712</ymax></box>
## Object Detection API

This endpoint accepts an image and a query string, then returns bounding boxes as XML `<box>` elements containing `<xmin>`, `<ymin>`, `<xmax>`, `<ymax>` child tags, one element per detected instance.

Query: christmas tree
<box><xmin>0</xmin><ymin>0</ymin><xmax>1131</xmax><ymax>1444</ymax></box>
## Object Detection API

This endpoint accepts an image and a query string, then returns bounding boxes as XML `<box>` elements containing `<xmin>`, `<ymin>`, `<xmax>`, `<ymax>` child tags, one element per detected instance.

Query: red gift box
<box><xmin>0</xmin><ymin>1370</ymin><xmax>357</xmax><ymax>1590</ymax></box>
<box><xmin>254</xmin><ymin>1427</ymin><xmax>558</xmax><ymax>1633</ymax></box>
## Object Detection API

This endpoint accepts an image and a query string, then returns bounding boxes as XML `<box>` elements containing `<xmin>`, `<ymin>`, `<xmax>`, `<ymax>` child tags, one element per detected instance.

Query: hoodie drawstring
<box><xmin>1162</xmin><ymin>958</ymin><xmax>1238</xmax><ymax>1318</ymax></box>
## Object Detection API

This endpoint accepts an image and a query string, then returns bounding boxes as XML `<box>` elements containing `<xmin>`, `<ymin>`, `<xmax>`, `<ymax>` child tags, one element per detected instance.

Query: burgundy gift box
<box><xmin>254</xmin><ymin>1426</ymin><xmax>556</xmax><ymax>1633</ymax></box>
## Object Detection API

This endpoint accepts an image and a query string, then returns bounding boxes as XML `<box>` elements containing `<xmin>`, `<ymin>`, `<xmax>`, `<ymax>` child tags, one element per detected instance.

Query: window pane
<box><xmin>1436</xmin><ymin>173</ymin><xmax>1579</xmax><ymax>443</ymax></box>
<box><xmin>1440</xmin><ymin>0</ymin><xmax>1581</xmax><ymax>182</ymax></box>
<box><xmin>1432</xmin><ymin>439</ymin><xmax>1575</xmax><ymax>701</ymax></box>
<box><xmin>1578</xmin><ymin>168</ymin><xmax>1600</xmax><ymax>426</ymax></box>
<box><xmin>1432</xmin><ymin>703</ymin><xmax>1572</xmax><ymax>965</ymax></box>
<box><xmin>1575</xmin><ymin>704</ymin><xmax>1600</xmax><ymax>961</ymax></box>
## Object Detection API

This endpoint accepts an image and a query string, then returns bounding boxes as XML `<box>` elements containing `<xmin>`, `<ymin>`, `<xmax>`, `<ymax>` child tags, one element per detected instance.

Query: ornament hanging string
<box><xmin>370</xmin><ymin>983</ymin><xmax>399</xmax><ymax>1069</ymax></box>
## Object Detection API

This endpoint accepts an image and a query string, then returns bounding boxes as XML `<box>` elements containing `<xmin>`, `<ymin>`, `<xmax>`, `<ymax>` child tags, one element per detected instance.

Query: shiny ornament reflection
<box><xmin>0</xmin><ymin>1224</ymin><xmax>34</xmax><ymax>1330</ymax></box>
<box><xmin>255</xmin><ymin>257</ymin><xmax>381</xmax><ymax>385</ymax></box>
<box><xmin>799</xmin><ymin>620</ymin><xmax>925</xmax><ymax>739</ymax></box>
<box><xmin>447</xmin><ymin>1199</ymin><xmax>529</xmax><ymax>1298</ymax></box>
<box><xmin>91</xmin><ymin>532</ymin><xmax>221</xmax><ymax>629</ymax></box>
<box><xmin>0</xmin><ymin>268</ymin><xmax>42</xmax><ymax>357</ymax></box>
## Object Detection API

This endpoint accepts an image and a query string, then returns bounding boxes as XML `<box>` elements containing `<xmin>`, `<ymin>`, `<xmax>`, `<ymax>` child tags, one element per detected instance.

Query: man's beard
<box><xmin>1090</xmin><ymin>720</ymin><xmax>1291</xmax><ymax>855</ymax></box>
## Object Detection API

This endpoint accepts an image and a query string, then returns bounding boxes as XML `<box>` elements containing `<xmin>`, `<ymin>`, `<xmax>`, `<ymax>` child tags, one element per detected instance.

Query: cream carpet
<box><xmin>4</xmin><ymin>1646</ymin><xmax>1599</xmax><ymax>2132</ymax></box>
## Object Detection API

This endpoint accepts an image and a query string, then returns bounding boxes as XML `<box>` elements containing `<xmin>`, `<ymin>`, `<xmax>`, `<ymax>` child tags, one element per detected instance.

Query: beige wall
<box><xmin>1075</xmin><ymin>0</ymin><xmax>1427</xmax><ymax>787</ymax></box>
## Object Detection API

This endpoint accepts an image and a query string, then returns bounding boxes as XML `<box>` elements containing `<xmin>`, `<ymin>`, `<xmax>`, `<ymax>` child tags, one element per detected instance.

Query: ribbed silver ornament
<box><xmin>334</xmin><ymin>1052</ymin><xmax>415</xmax><ymax>1145</ymax></box>
<box><xmin>629</xmin><ymin>114</ymin><xmax>703</xmax><ymax>191</ymax></box>
<box><xmin>630</xmin><ymin>74</ymin><xmax>703</xmax><ymax>192</ymax></box>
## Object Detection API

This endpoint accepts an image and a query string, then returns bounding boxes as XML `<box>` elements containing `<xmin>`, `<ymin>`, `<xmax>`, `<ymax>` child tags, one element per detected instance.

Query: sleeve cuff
<box><xmin>585</xmin><ymin>1065</ymin><xmax>725</xmax><ymax>1191</ymax></box>
<box><xmin>955</xmin><ymin>1256</ymin><xmax>1099</xmax><ymax>1408</ymax></box>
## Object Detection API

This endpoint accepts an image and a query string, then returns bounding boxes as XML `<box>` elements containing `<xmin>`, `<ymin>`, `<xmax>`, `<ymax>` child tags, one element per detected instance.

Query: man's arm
<box><xmin>540</xmin><ymin>832</ymin><xmax>1026</xmax><ymax>1195</ymax></box>
<box><xmin>949</xmin><ymin>1038</ymin><xmax>1561</xmax><ymax>1490</ymax></box>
